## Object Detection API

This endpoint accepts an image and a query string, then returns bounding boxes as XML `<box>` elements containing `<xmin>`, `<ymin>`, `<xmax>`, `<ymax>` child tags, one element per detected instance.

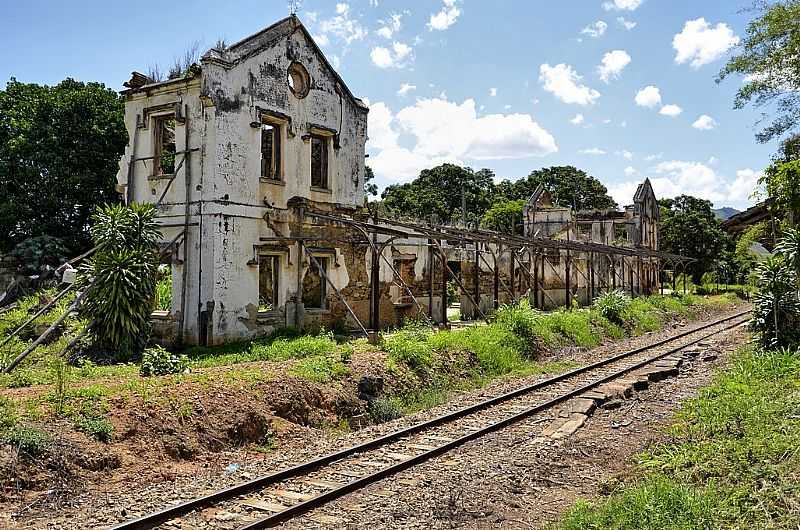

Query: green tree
<box><xmin>480</xmin><ymin>199</ymin><xmax>525</xmax><ymax>235</ymax></box>
<box><xmin>364</xmin><ymin>165</ymin><xmax>378</xmax><ymax>197</ymax></box>
<box><xmin>506</xmin><ymin>166</ymin><xmax>617</xmax><ymax>211</ymax></box>
<box><xmin>659</xmin><ymin>195</ymin><xmax>729</xmax><ymax>283</ymax></box>
<box><xmin>381</xmin><ymin>164</ymin><xmax>496</xmax><ymax>225</ymax></box>
<box><xmin>719</xmin><ymin>0</ymin><xmax>800</xmax><ymax>143</ymax></box>
<box><xmin>0</xmin><ymin>78</ymin><xmax>127</xmax><ymax>253</ymax></box>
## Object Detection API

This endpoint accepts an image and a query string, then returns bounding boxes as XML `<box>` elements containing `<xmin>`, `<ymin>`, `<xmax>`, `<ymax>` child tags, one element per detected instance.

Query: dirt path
<box><xmin>1</xmin><ymin>305</ymin><xmax>747</xmax><ymax>529</ymax></box>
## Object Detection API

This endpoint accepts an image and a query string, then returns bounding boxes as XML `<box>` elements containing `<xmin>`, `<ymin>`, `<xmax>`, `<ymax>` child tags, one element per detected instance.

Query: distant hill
<box><xmin>713</xmin><ymin>207</ymin><xmax>740</xmax><ymax>220</ymax></box>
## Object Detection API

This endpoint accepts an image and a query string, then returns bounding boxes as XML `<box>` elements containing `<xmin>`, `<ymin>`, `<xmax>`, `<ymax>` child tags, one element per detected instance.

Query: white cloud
<box><xmin>370</xmin><ymin>41</ymin><xmax>414</xmax><ymax>69</ymax></box>
<box><xmin>370</xmin><ymin>47</ymin><xmax>393</xmax><ymax>68</ymax></box>
<box><xmin>603</xmin><ymin>0</ymin><xmax>643</xmax><ymax>11</ymax></box>
<box><xmin>729</xmin><ymin>169</ymin><xmax>762</xmax><ymax>201</ymax></box>
<box><xmin>313</xmin><ymin>33</ymin><xmax>330</xmax><ymax>47</ymax></box>
<box><xmin>397</xmin><ymin>83</ymin><xmax>416</xmax><ymax>96</ymax></box>
<box><xmin>318</xmin><ymin>3</ymin><xmax>368</xmax><ymax>45</ymax></box>
<box><xmin>692</xmin><ymin>114</ymin><xmax>717</xmax><ymax>130</ymax></box>
<box><xmin>608</xmin><ymin>161</ymin><xmax>760</xmax><ymax>207</ymax></box>
<box><xmin>617</xmin><ymin>17</ymin><xmax>637</xmax><ymax>30</ymax></box>
<box><xmin>570</xmin><ymin>113</ymin><xmax>585</xmax><ymax>125</ymax></box>
<box><xmin>644</xmin><ymin>153</ymin><xmax>663</xmax><ymax>161</ymax></box>
<box><xmin>620</xmin><ymin>150</ymin><xmax>633</xmax><ymax>160</ymax></box>
<box><xmin>376</xmin><ymin>12</ymin><xmax>403</xmax><ymax>39</ymax></box>
<box><xmin>504</xmin><ymin>104</ymin><xmax>512</xmax><ymax>110</ymax></box>
<box><xmin>539</xmin><ymin>63</ymin><xmax>601</xmax><ymax>105</ymax></box>
<box><xmin>624</xmin><ymin>166</ymin><xmax>638</xmax><ymax>176</ymax></box>
<box><xmin>598</xmin><ymin>50</ymin><xmax>631</xmax><ymax>83</ymax></box>
<box><xmin>673</xmin><ymin>18</ymin><xmax>740</xmax><ymax>69</ymax></box>
<box><xmin>489</xmin><ymin>87</ymin><xmax>498</xmax><ymax>97</ymax></box>
<box><xmin>581</xmin><ymin>20</ymin><xmax>608</xmax><ymax>38</ymax></box>
<box><xmin>659</xmin><ymin>104</ymin><xmax>683</xmax><ymax>117</ymax></box>
<box><xmin>429</xmin><ymin>0</ymin><xmax>461</xmax><ymax>31</ymax></box>
<box><xmin>635</xmin><ymin>85</ymin><xmax>661</xmax><ymax>108</ymax></box>
<box><xmin>367</xmin><ymin>102</ymin><xmax>399</xmax><ymax>151</ymax></box>
<box><xmin>367</xmin><ymin>98</ymin><xmax>558</xmax><ymax>182</ymax></box>
<box><xmin>580</xmin><ymin>147</ymin><xmax>607</xmax><ymax>155</ymax></box>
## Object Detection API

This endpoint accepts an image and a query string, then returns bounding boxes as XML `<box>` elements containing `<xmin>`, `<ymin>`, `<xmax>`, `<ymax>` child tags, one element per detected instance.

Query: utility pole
<box><xmin>461</xmin><ymin>183</ymin><xmax>467</xmax><ymax>227</ymax></box>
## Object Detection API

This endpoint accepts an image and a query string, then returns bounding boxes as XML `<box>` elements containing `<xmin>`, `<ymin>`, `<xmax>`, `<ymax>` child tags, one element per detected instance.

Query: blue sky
<box><xmin>1</xmin><ymin>0</ymin><xmax>776</xmax><ymax>210</ymax></box>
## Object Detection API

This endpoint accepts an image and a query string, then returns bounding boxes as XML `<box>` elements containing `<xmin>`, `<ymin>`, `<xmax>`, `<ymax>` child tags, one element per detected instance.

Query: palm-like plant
<box><xmin>775</xmin><ymin>228</ymin><xmax>800</xmax><ymax>283</ymax></box>
<box><xmin>79</xmin><ymin>203</ymin><xmax>161</xmax><ymax>359</ymax></box>
<box><xmin>751</xmin><ymin>255</ymin><xmax>800</xmax><ymax>349</ymax></box>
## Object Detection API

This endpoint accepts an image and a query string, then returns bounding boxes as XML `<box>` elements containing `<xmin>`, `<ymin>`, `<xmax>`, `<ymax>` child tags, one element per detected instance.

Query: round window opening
<box><xmin>287</xmin><ymin>62</ymin><xmax>310</xmax><ymax>99</ymax></box>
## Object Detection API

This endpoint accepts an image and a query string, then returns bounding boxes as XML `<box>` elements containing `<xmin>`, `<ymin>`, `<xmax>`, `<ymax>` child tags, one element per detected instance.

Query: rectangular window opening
<box><xmin>302</xmin><ymin>256</ymin><xmax>328</xmax><ymax>309</ymax></box>
<box><xmin>614</xmin><ymin>224</ymin><xmax>628</xmax><ymax>243</ymax></box>
<box><xmin>311</xmin><ymin>134</ymin><xmax>329</xmax><ymax>189</ymax></box>
<box><xmin>261</xmin><ymin>122</ymin><xmax>281</xmax><ymax>180</ymax></box>
<box><xmin>258</xmin><ymin>255</ymin><xmax>279</xmax><ymax>312</ymax></box>
<box><xmin>154</xmin><ymin>115</ymin><xmax>176</xmax><ymax>176</ymax></box>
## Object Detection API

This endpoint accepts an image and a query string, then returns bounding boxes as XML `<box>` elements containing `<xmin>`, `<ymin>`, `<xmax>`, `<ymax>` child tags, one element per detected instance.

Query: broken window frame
<box><xmin>260</xmin><ymin>117</ymin><xmax>284</xmax><ymax>182</ymax></box>
<box><xmin>614</xmin><ymin>223</ymin><xmax>629</xmax><ymax>244</ymax></box>
<box><xmin>153</xmin><ymin>113</ymin><xmax>177</xmax><ymax>176</ymax></box>
<box><xmin>258</xmin><ymin>254</ymin><xmax>280</xmax><ymax>313</ymax></box>
<box><xmin>302</xmin><ymin>255</ymin><xmax>329</xmax><ymax>310</ymax></box>
<box><xmin>577</xmin><ymin>222</ymin><xmax>592</xmax><ymax>239</ymax></box>
<box><xmin>310</xmin><ymin>133</ymin><xmax>331</xmax><ymax>190</ymax></box>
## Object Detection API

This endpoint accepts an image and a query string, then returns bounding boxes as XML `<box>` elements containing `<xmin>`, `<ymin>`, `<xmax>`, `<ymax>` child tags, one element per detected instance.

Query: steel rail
<box><xmin>110</xmin><ymin>310</ymin><xmax>749</xmax><ymax>530</ymax></box>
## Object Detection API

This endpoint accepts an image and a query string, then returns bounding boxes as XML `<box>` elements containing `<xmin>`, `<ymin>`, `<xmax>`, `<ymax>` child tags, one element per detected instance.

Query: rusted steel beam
<box><xmin>440</xmin><ymin>244</ymin><xmax>448</xmax><ymax>325</ymax></box>
<box><xmin>430</xmin><ymin>239</ymin><xmax>488</xmax><ymax>323</ymax></box>
<box><xmin>473</xmin><ymin>243</ymin><xmax>481</xmax><ymax>319</ymax></box>
<box><xmin>303</xmin><ymin>248</ymin><xmax>369</xmax><ymax>338</ymax></box>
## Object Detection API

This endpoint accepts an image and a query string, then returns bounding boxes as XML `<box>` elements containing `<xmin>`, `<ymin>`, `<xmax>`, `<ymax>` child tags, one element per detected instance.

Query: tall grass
<box><xmin>556</xmin><ymin>346</ymin><xmax>800</xmax><ymax>530</ymax></box>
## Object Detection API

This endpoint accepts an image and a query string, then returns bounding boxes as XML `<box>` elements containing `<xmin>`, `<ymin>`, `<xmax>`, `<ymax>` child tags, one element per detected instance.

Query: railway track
<box><xmin>112</xmin><ymin>310</ymin><xmax>750</xmax><ymax>530</ymax></box>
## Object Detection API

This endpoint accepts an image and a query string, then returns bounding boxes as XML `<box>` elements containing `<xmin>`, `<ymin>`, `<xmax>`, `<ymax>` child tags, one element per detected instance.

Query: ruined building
<box><xmin>115</xmin><ymin>16</ymin><xmax>678</xmax><ymax>346</ymax></box>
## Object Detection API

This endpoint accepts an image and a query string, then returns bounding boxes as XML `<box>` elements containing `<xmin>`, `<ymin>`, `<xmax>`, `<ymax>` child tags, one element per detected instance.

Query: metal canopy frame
<box><xmin>291</xmin><ymin>209</ymin><xmax>695</xmax><ymax>331</ymax></box>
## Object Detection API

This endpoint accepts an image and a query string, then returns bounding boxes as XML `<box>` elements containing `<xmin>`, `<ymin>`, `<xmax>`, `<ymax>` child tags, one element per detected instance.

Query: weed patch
<box><xmin>556</xmin><ymin>345</ymin><xmax>800</xmax><ymax>529</ymax></box>
<box><xmin>290</xmin><ymin>355</ymin><xmax>349</xmax><ymax>383</ymax></box>
<box><xmin>3</xmin><ymin>426</ymin><xmax>52</xmax><ymax>456</ymax></box>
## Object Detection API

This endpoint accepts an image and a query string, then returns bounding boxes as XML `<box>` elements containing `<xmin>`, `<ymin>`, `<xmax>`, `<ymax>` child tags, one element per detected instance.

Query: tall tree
<box><xmin>659</xmin><ymin>195</ymin><xmax>729</xmax><ymax>283</ymax></box>
<box><xmin>480</xmin><ymin>199</ymin><xmax>525</xmax><ymax>235</ymax></box>
<box><xmin>0</xmin><ymin>78</ymin><xmax>128</xmax><ymax>253</ymax></box>
<box><xmin>381</xmin><ymin>164</ymin><xmax>496</xmax><ymax>225</ymax></box>
<box><xmin>364</xmin><ymin>165</ymin><xmax>378</xmax><ymax>197</ymax></box>
<box><xmin>508</xmin><ymin>166</ymin><xmax>617</xmax><ymax>211</ymax></box>
<box><xmin>719</xmin><ymin>0</ymin><xmax>800</xmax><ymax>143</ymax></box>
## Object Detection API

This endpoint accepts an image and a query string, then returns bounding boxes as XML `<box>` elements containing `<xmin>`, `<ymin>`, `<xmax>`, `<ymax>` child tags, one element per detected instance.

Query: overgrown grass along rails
<box><xmin>555</xmin><ymin>345</ymin><xmax>800</xmax><ymax>530</ymax></box>
<box><xmin>381</xmin><ymin>293</ymin><xmax>733</xmax><ymax>393</ymax></box>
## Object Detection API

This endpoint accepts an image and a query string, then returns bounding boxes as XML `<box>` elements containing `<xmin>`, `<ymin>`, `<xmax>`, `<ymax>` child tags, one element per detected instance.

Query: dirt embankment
<box><xmin>0</xmin><ymin>301</ymin><xmax>745</xmax><ymax>526</ymax></box>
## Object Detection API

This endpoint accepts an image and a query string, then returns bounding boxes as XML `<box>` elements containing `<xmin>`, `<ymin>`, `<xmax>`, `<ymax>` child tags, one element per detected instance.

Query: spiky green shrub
<box><xmin>79</xmin><ymin>203</ymin><xmax>161</xmax><ymax>358</ymax></box>
<box><xmin>592</xmin><ymin>289</ymin><xmax>631</xmax><ymax>325</ymax></box>
<box><xmin>751</xmin><ymin>255</ymin><xmax>800</xmax><ymax>348</ymax></box>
